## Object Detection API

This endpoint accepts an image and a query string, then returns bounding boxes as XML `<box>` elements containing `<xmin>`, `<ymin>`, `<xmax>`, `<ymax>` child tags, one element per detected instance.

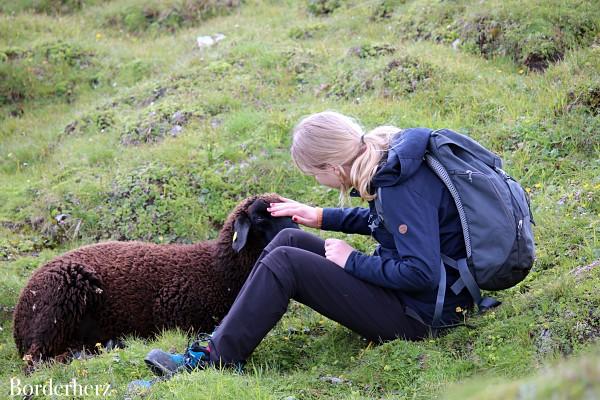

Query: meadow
<box><xmin>0</xmin><ymin>0</ymin><xmax>599</xmax><ymax>398</ymax></box>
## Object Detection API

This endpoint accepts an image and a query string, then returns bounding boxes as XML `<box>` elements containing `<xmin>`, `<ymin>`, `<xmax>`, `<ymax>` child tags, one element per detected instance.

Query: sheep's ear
<box><xmin>232</xmin><ymin>214</ymin><xmax>251</xmax><ymax>253</ymax></box>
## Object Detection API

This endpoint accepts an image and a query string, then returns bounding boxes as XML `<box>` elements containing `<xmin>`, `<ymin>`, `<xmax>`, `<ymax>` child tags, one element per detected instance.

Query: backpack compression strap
<box><xmin>425</xmin><ymin>153</ymin><xmax>501</xmax><ymax>323</ymax></box>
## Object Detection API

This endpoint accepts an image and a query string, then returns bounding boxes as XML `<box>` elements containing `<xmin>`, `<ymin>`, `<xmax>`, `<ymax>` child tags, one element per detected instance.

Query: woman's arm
<box><xmin>321</xmin><ymin>207</ymin><xmax>371</xmax><ymax>234</ymax></box>
<box><xmin>268</xmin><ymin>198</ymin><xmax>371</xmax><ymax>234</ymax></box>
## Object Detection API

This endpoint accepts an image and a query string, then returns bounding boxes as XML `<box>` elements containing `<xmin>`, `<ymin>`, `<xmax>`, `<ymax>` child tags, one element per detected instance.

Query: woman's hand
<box><xmin>267</xmin><ymin>197</ymin><xmax>320</xmax><ymax>228</ymax></box>
<box><xmin>324</xmin><ymin>238</ymin><xmax>355</xmax><ymax>268</ymax></box>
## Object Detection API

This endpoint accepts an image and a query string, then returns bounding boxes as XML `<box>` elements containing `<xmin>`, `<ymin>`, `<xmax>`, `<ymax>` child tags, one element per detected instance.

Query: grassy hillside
<box><xmin>1</xmin><ymin>0</ymin><xmax>599</xmax><ymax>398</ymax></box>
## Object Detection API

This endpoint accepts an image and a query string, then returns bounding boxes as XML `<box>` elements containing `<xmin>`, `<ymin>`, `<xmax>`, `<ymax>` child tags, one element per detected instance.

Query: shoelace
<box><xmin>182</xmin><ymin>332</ymin><xmax>213</xmax><ymax>370</ymax></box>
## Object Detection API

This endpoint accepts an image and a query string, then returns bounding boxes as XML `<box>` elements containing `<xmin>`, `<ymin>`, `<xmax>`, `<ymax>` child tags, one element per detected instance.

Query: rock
<box><xmin>452</xmin><ymin>38</ymin><xmax>461</xmax><ymax>50</ymax></box>
<box><xmin>319</xmin><ymin>376</ymin><xmax>344</xmax><ymax>384</ymax></box>
<box><xmin>171</xmin><ymin>111</ymin><xmax>187</xmax><ymax>124</ymax></box>
<box><xmin>570</xmin><ymin>260</ymin><xmax>600</xmax><ymax>278</ymax></box>
<box><xmin>55</xmin><ymin>213</ymin><xmax>70</xmax><ymax>224</ymax></box>
<box><xmin>197</xmin><ymin>33</ymin><xmax>226</xmax><ymax>48</ymax></box>
<box><xmin>210</xmin><ymin>117</ymin><xmax>223</xmax><ymax>128</ymax></box>
<box><xmin>170</xmin><ymin>125</ymin><xmax>183</xmax><ymax>135</ymax></box>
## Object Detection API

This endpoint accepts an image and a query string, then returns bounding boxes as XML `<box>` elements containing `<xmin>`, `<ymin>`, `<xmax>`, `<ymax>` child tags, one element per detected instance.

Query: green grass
<box><xmin>1</xmin><ymin>0</ymin><xmax>599</xmax><ymax>398</ymax></box>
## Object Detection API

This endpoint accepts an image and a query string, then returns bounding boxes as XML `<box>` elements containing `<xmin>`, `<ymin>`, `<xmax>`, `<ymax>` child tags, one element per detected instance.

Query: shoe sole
<box><xmin>144</xmin><ymin>358</ymin><xmax>172</xmax><ymax>377</ymax></box>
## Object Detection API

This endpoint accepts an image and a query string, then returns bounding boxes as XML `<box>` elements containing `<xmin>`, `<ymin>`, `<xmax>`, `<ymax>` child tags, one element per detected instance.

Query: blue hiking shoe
<box><xmin>144</xmin><ymin>335</ymin><xmax>212</xmax><ymax>377</ymax></box>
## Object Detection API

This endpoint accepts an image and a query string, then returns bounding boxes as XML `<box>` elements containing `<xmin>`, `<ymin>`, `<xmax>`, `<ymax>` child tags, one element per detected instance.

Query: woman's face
<box><xmin>314</xmin><ymin>166</ymin><xmax>344</xmax><ymax>189</ymax></box>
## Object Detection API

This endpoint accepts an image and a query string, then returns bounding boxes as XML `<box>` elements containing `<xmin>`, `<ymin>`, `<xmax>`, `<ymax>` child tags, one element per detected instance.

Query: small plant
<box><xmin>288</xmin><ymin>23</ymin><xmax>325</xmax><ymax>40</ymax></box>
<box><xmin>370</xmin><ymin>0</ymin><xmax>405</xmax><ymax>21</ymax></box>
<box><xmin>307</xmin><ymin>0</ymin><xmax>340</xmax><ymax>16</ymax></box>
<box><xmin>347</xmin><ymin>43</ymin><xmax>396</xmax><ymax>59</ymax></box>
<box><xmin>381</xmin><ymin>56</ymin><xmax>437</xmax><ymax>96</ymax></box>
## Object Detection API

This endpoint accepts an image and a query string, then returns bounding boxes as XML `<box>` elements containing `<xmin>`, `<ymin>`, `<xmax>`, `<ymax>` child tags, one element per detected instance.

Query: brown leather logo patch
<box><xmin>398</xmin><ymin>224</ymin><xmax>408</xmax><ymax>234</ymax></box>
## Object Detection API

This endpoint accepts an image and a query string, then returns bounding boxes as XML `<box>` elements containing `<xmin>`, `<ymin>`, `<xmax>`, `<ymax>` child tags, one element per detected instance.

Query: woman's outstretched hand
<box><xmin>267</xmin><ymin>197</ymin><xmax>320</xmax><ymax>228</ymax></box>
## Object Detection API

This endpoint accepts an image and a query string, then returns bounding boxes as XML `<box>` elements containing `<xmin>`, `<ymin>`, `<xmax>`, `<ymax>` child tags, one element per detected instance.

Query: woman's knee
<box><xmin>269</xmin><ymin>228</ymin><xmax>316</xmax><ymax>249</ymax></box>
<box><xmin>258</xmin><ymin>247</ymin><xmax>300</xmax><ymax>293</ymax></box>
<box><xmin>262</xmin><ymin>246</ymin><xmax>295</xmax><ymax>272</ymax></box>
<box><xmin>261</xmin><ymin>246</ymin><xmax>326</xmax><ymax>283</ymax></box>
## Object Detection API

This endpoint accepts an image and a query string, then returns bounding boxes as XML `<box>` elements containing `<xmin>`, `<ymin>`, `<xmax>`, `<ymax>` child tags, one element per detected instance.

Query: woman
<box><xmin>143</xmin><ymin>110</ymin><xmax>473</xmax><ymax>376</ymax></box>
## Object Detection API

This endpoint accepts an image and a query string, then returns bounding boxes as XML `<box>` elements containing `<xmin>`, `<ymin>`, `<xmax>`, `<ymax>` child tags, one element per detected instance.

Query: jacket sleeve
<box><xmin>321</xmin><ymin>207</ymin><xmax>371</xmax><ymax>235</ymax></box>
<box><xmin>343</xmin><ymin>186</ymin><xmax>441</xmax><ymax>292</ymax></box>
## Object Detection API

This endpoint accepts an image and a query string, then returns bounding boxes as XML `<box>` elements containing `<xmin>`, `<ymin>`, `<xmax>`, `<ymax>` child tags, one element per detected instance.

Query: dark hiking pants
<box><xmin>208</xmin><ymin>228</ymin><xmax>430</xmax><ymax>365</ymax></box>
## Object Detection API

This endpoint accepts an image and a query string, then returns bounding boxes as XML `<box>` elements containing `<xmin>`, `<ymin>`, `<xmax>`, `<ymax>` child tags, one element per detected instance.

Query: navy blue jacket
<box><xmin>321</xmin><ymin>128</ymin><xmax>473</xmax><ymax>325</ymax></box>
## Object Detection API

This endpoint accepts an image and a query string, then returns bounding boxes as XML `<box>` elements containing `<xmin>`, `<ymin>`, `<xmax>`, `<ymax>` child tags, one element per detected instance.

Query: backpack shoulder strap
<box><xmin>374</xmin><ymin>187</ymin><xmax>389</xmax><ymax>231</ymax></box>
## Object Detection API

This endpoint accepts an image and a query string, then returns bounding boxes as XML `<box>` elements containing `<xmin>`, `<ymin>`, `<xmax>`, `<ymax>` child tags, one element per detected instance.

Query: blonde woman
<box><xmin>143</xmin><ymin>110</ymin><xmax>473</xmax><ymax>376</ymax></box>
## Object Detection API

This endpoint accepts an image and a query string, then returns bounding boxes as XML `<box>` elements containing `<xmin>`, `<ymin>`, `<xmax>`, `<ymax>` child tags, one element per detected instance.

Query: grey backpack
<box><xmin>376</xmin><ymin>128</ymin><xmax>536</xmax><ymax>328</ymax></box>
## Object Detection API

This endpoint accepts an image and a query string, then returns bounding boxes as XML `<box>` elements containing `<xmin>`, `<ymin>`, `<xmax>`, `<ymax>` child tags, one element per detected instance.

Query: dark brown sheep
<box><xmin>13</xmin><ymin>193</ymin><xmax>298</xmax><ymax>364</ymax></box>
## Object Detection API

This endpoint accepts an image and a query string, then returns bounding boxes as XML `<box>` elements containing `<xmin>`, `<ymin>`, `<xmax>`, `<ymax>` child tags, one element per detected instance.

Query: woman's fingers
<box><xmin>268</xmin><ymin>205</ymin><xmax>301</xmax><ymax>217</ymax></box>
<box><xmin>293</xmin><ymin>215</ymin><xmax>312</xmax><ymax>225</ymax></box>
<box><xmin>268</xmin><ymin>201</ymin><xmax>319</xmax><ymax>228</ymax></box>
<box><xmin>278</xmin><ymin>196</ymin><xmax>298</xmax><ymax>204</ymax></box>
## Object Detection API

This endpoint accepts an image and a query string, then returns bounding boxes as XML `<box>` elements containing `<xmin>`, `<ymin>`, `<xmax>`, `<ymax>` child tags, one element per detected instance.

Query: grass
<box><xmin>0</xmin><ymin>0</ymin><xmax>599</xmax><ymax>398</ymax></box>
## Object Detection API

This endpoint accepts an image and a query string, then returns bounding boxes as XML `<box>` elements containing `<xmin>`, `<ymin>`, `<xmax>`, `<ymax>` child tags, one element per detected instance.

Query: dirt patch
<box><xmin>523</xmin><ymin>50</ymin><xmax>564</xmax><ymax>72</ymax></box>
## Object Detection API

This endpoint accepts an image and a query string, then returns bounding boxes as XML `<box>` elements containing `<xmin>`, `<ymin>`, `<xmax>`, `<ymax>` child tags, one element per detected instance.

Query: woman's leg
<box><xmin>208</xmin><ymin>229</ymin><xmax>429</xmax><ymax>365</ymax></box>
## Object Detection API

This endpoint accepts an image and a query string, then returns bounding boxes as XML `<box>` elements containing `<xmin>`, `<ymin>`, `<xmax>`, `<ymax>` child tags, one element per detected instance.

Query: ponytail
<box><xmin>349</xmin><ymin>126</ymin><xmax>401</xmax><ymax>201</ymax></box>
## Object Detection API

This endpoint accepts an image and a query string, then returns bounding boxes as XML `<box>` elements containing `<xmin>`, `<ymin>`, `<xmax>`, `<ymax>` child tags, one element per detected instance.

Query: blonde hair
<box><xmin>290</xmin><ymin>110</ymin><xmax>402</xmax><ymax>202</ymax></box>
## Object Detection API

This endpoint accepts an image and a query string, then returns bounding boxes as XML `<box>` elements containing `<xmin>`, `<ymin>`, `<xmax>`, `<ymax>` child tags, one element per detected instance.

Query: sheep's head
<box><xmin>230</xmin><ymin>194</ymin><xmax>299</xmax><ymax>253</ymax></box>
